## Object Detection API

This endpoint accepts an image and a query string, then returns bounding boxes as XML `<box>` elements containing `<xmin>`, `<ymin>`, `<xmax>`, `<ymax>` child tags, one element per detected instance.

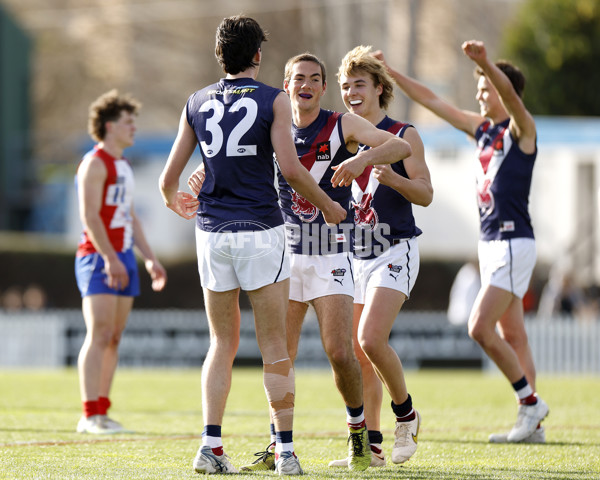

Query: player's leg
<box><xmin>328</xmin><ymin>302</ymin><xmax>385</xmax><ymax>468</ymax></box>
<box><xmin>286</xmin><ymin>300</ymin><xmax>309</xmax><ymax>363</ymax></box>
<box><xmin>248</xmin><ymin>279</ymin><xmax>302</xmax><ymax>475</ymax></box>
<box><xmin>497</xmin><ymin>298</ymin><xmax>536</xmax><ymax>390</ymax></box>
<box><xmin>97</xmin><ymin>294</ymin><xmax>134</xmax><ymax>431</ymax></box>
<box><xmin>201</xmin><ymin>287</ymin><xmax>241</xmax><ymax>426</ymax></box>
<box><xmin>313</xmin><ymin>294</ymin><xmax>361</xmax><ymax>406</ymax></box>
<box><xmin>358</xmin><ymin>287</ymin><xmax>419</xmax><ymax>464</ymax></box>
<box><xmin>193</xmin><ymin>287</ymin><xmax>240</xmax><ymax>474</ymax></box>
<box><xmin>469</xmin><ymin>285</ymin><xmax>548</xmax><ymax>441</ymax></box>
<box><xmin>77</xmin><ymin>294</ymin><xmax>122</xmax><ymax>433</ymax></box>
<box><xmin>313</xmin><ymin>294</ymin><xmax>370</xmax><ymax>471</ymax></box>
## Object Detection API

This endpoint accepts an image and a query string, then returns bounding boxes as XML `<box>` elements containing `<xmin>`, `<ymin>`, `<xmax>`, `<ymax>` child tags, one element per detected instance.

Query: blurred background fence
<box><xmin>1</xmin><ymin>309</ymin><xmax>599</xmax><ymax>373</ymax></box>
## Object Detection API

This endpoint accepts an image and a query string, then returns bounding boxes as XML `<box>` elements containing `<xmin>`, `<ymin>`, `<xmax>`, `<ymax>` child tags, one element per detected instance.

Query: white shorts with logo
<box><xmin>196</xmin><ymin>225</ymin><xmax>290</xmax><ymax>292</ymax></box>
<box><xmin>353</xmin><ymin>237</ymin><xmax>420</xmax><ymax>305</ymax></box>
<box><xmin>289</xmin><ymin>252</ymin><xmax>354</xmax><ymax>303</ymax></box>
<box><xmin>478</xmin><ymin>237</ymin><xmax>536</xmax><ymax>299</ymax></box>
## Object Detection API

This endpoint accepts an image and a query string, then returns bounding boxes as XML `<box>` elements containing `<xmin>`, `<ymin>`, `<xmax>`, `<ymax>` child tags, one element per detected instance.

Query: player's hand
<box><xmin>187</xmin><ymin>166</ymin><xmax>205</xmax><ymax>197</ymax></box>
<box><xmin>372</xmin><ymin>164</ymin><xmax>397</xmax><ymax>187</ymax></box>
<box><xmin>331</xmin><ymin>156</ymin><xmax>368</xmax><ymax>188</ymax></box>
<box><xmin>462</xmin><ymin>40</ymin><xmax>487</xmax><ymax>63</ymax></box>
<box><xmin>145</xmin><ymin>259</ymin><xmax>167</xmax><ymax>292</ymax></box>
<box><xmin>321</xmin><ymin>200</ymin><xmax>347</xmax><ymax>226</ymax></box>
<box><xmin>166</xmin><ymin>191</ymin><xmax>199</xmax><ymax>220</ymax></box>
<box><xmin>371</xmin><ymin>50</ymin><xmax>388</xmax><ymax>66</ymax></box>
<box><xmin>104</xmin><ymin>256</ymin><xmax>129</xmax><ymax>291</ymax></box>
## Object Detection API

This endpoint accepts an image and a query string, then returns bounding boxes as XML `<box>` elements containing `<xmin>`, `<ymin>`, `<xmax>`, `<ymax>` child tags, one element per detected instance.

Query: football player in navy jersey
<box><xmin>373</xmin><ymin>40</ymin><xmax>548</xmax><ymax>443</ymax></box>
<box><xmin>235</xmin><ymin>52</ymin><xmax>412</xmax><ymax>473</ymax></box>
<box><xmin>325</xmin><ymin>45</ymin><xmax>433</xmax><ymax>469</ymax></box>
<box><xmin>159</xmin><ymin>16</ymin><xmax>345</xmax><ymax>476</ymax></box>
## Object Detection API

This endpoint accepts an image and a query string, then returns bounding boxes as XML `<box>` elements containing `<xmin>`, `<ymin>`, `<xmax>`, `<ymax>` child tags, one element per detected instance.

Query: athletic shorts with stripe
<box><xmin>195</xmin><ymin>225</ymin><xmax>290</xmax><ymax>292</ymax></box>
<box><xmin>478</xmin><ymin>238</ymin><xmax>536</xmax><ymax>299</ymax></box>
<box><xmin>353</xmin><ymin>237</ymin><xmax>419</xmax><ymax>305</ymax></box>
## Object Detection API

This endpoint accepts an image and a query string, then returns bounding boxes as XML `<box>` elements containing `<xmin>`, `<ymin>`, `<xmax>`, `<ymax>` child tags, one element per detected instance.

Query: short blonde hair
<box><xmin>337</xmin><ymin>45</ymin><xmax>394</xmax><ymax>110</ymax></box>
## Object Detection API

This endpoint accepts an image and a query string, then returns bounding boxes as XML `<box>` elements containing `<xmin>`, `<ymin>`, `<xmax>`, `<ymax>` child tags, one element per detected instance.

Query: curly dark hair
<box><xmin>87</xmin><ymin>89</ymin><xmax>141</xmax><ymax>142</ymax></box>
<box><xmin>215</xmin><ymin>16</ymin><xmax>267</xmax><ymax>75</ymax></box>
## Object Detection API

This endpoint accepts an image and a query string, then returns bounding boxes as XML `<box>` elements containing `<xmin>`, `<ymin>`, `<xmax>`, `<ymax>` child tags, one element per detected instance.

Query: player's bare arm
<box><xmin>462</xmin><ymin>40</ymin><xmax>536</xmax><ymax>154</ymax></box>
<box><xmin>78</xmin><ymin>155</ymin><xmax>129</xmax><ymax>290</ymax></box>
<box><xmin>331</xmin><ymin>113</ymin><xmax>411</xmax><ymax>187</ymax></box>
<box><xmin>271</xmin><ymin>92</ymin><xmax>346</xmax><ymax>225</ymax></box>
<box><xmin>372</xmin><ymin>50</ymin><xmax>483</xmax><ymax>137</ymax></box>
<box><xmin>372</xmin><ymin>127</ymin><xmax>433</xmax><ymax>207</ymax></box>
<box><xmin>131</xmin><ymin>211</ymin><xmax>167</xmax><ymax>292</ymax></box>
<box><xmin>159</xmin><ymin>107</ymin><xmax>200</xmax><ymax>220</ymax></box>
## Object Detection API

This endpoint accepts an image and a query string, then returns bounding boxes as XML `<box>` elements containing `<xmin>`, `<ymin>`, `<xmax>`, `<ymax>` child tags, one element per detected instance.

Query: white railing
<box><xmin>0</xmin><ymin>310</ymin><xmax>599</xmax><ymax>373</ymax></box>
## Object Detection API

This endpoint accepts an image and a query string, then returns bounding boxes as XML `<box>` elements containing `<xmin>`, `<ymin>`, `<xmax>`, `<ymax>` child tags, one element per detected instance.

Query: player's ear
<box><xmin>254</xmin><ymin>48</ymin><xmax>261</xmax><ymax>65</ymax></box>
<box><xmin>321</xmin><ymin>80</ymin><xmax>327</xmax><ymax>96</ymax></box>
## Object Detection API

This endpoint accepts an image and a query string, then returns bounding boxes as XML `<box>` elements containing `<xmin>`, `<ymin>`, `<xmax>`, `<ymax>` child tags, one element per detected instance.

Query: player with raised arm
<box><xmin>159</xmin><ymin>16</ymin><xmax>345</xmax><ymax>476</ymax></box>
<box><xmin>374</xmin><ymin>40</ymin><xmax>548</xmax><ymax>443</ymax></box>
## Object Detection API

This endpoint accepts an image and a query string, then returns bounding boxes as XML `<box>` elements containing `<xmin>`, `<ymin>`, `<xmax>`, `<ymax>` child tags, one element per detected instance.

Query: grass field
<box><xmin>0</xmin><ymin>368</ymin><xmax>599</xmax><ymax>479</ymax></box>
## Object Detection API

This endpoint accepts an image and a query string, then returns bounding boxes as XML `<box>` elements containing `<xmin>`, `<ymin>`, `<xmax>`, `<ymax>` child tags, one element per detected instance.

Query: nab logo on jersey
<box><xmin>353</xmin><ymin>193</ymin><xmax>378</xmax><ymax>230</ymax></box>
<box><xmin>316</xmin><ymin>141</ymin><xmax>331</xmax><ymax>161</ymax></box>
<box><xmin>291</xmin><ymin>191</ymin><xmax>319</xmax><ymax>222</ymax></box>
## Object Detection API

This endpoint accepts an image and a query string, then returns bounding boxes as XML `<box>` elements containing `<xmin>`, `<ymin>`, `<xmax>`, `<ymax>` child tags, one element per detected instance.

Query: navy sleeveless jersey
<box><xmin>186</xmin><ymin>78</ymin><xmax>284</xmax><ymax>232</ymax></box>
<box><xmin>474</xmin><ymin>119</ymin><xmax>536</xmax><ymax>241</ymax></box>
<box><xmin>352</xmin><ymin>116</ymin><xmax>422</xmax><ymax>258</ymax></box>
<box><xmin>277</xmin><ymin>109</ymin><xmax>354</xmax><ymax>255</ymax></box>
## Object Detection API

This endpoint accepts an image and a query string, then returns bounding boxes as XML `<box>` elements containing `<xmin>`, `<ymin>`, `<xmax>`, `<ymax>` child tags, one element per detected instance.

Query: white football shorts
<box><xmin>289</xmin><ymin>252</ymin><xmax>354</xmax><ymax>303</ymax></box>
<box><xmin>353</xmin><ymin>237</ymin><xmax>420</xmax><ymax>305</ymax></box>
<box><xmin>478</xmin><ymin>237</ymin><xmax>536</xmax><ymax>298</ymax></box>
<box><xmin>196</xmin><ymin>225</ymin><xmax>290</xmax><ymax>292</ymax></box>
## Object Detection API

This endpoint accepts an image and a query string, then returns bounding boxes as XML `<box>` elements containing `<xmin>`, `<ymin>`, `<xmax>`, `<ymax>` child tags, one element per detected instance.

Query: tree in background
<box><xmin>501</xmin><ymin>0</ymin><xmax>600</xmax><ymax>116</ymax></box>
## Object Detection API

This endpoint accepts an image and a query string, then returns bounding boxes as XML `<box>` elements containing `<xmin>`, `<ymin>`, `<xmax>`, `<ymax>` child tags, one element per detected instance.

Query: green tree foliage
<box><xmin>501</xmin><ymin>0</ymin><xmax>600</xmax><ymax>115</ymax></box>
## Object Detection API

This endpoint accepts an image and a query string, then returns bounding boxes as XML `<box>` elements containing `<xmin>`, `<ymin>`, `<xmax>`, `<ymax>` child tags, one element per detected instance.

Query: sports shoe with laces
<box><xmin>347</xmin><ymin>426</ymin><xmax>371</xmax><ymax>471</ymax></box>
<box><xmin>328</xmin><ymin>443</ymin><xmax>386</xmax><ymax>467</ymax></box>
<box><xmin>392</xmin><ymin>410</ymin><xmax>420</xmax><ymax>464</ymax></box>
<box><xmin>193</xmin><ymin>445</ymin><xmax>238</xmax><ymax>474</ymax></box>
<box><xmin>489</xmin><ymin>426</ymin><xmax>545</xmax><ymax>444</ymax></box>
<box><xmin>275</xmin><ymin>451</ymin><xmax>304</xmax><ymax>475</ymax></box>
<box><xmin>76</xmin><ymin>415</ymin><xmax>119</xmax><ymax>434</ymax></box>
<box><xmin>240</xmin><ymin>443</ymin><xmax>276</xmax><ymax>471</ymax></box>
<box><xmin>507</xmin><ymin>398</ymin><xmax>549</xmax><ymax>442</ymax></box>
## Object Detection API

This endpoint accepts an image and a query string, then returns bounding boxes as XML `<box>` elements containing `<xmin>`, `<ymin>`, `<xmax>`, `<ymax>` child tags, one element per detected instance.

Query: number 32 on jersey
<box><xmin>199</xmin><ymin>98</ymin><xmax>258</xmax><ymax>158</ymax></box>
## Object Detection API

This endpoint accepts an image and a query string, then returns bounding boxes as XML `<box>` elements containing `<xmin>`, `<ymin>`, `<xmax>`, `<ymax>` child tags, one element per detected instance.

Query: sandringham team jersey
<box><xmin>76</xmin><ymin>146</ymin><xmax>135</xmax><ymax>256</ymax></box>
<box><xmin>474</xmin><ymin>119</ymin><xmax>536</xmax><ymax>241</ymax></box>
<box><xmin>186</xmin><ymin>78</ymin><xmax>284</xmax><ymax>232</ymax></box>
<box><xmin>352</xmin><ymin>116</ymin><xmax>422</xmax><ymax>259</ymax></box>
<box><xmin>278</xmin><ymin>109</ymin><xmax>354</xmax><ymax>255</ymax></box>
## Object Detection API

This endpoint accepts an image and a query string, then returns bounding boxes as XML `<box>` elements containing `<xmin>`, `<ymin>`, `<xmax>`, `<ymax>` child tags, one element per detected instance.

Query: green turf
<box><xmin>0</xmin><ymin>368</ymin><xmax>599</xmax><ymax>479</ymax></box>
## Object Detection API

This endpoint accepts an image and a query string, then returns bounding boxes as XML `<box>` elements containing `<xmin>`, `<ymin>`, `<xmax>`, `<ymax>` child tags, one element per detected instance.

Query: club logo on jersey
<box><xmin>352</xmin><ymin>193</ymin><xmax>378</xmax><ymax>230</ymax></box>
<box><xmin>315</xmin><ymin>141</ymin><xmax>331</xmax><ymax>161</ymax></box>
<box><xmin>477</xmin><ymin>178</ymin><xmax>495</xmax><ymax>219</ymax></box>
<box><xmin>291</xmin><ymin>191</ymin><xmax>319</xmax><ymax>222</ymax></box>
<box><xmin>331</xmin><ymin>268</ymin><xmax>346</xmax><ymax>286</ymax></box>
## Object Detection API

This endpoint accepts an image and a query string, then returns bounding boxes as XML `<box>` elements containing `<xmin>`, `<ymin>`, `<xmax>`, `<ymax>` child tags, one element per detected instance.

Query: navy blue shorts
<box><xmin>75</xmin><ymin>249</ymin><xmax>140</xmax><ymax>297</ymax></box>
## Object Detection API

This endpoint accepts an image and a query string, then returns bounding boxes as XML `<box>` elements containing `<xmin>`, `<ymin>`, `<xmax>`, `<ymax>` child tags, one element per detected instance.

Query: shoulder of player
<box><xmin>78</xmin><ymin>152</ymin><xmax>108</xmax><ymax>181</ymax></box>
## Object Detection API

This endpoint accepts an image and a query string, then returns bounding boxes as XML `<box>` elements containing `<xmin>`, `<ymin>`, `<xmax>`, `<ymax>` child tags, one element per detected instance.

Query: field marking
<box><xmin>0</xmin><ymin>434</ymin><xmax>201</xmax><ymax>448</ymax></box>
